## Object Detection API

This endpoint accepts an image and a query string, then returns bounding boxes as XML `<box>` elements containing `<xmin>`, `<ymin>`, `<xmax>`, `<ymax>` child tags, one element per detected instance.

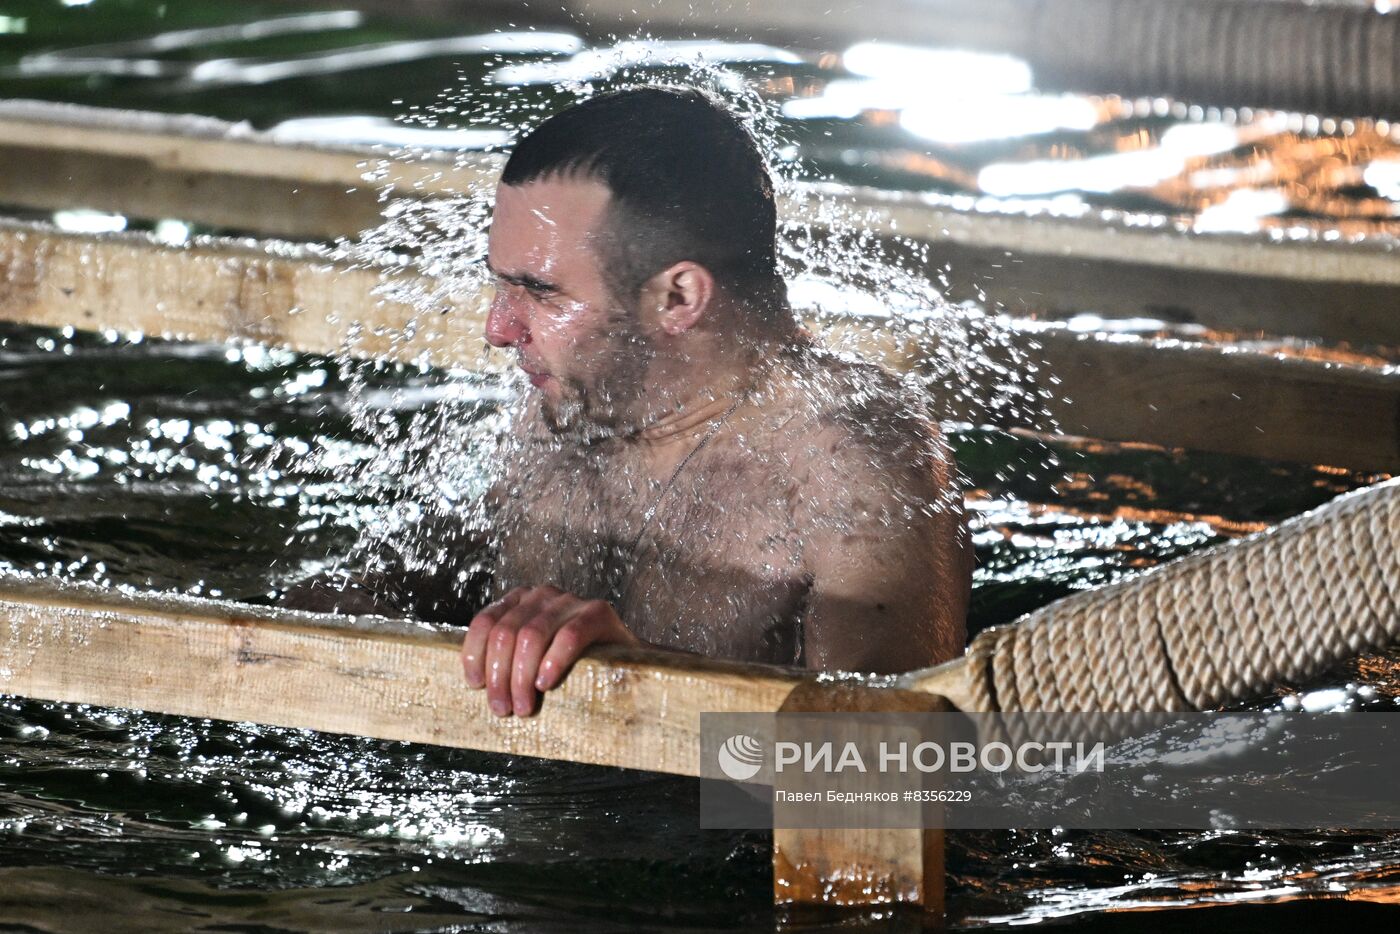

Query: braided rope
<box><xmin>1028</xmin><ymin>0</ymin><xmax>1400</xmax><ymax>118</ymax></box>
<box><xmin>960</xmin><ymin>478</ymin><xmax>1400</xmax><ymax>713</ymax></box>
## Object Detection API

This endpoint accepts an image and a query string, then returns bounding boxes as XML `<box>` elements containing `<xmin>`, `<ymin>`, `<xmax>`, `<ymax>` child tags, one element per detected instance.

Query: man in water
<box><xmin>288</xmin><ymin>87</ymin><xmax>971</xmax><ymax>716</ymax></box>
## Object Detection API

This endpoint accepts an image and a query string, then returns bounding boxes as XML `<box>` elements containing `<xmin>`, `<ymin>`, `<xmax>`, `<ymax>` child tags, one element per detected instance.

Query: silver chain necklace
<box><xmin>610</xmin><ymin>394</ymin><xmax>745</xmax><ymax>607</ymax></box>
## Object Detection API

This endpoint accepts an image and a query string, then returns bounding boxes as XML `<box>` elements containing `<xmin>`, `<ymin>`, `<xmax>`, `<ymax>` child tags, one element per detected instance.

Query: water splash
<box><xmin>273</xmin><ymin>42</ymin><xmax>1062</xmax><ymax>647</ymax></box>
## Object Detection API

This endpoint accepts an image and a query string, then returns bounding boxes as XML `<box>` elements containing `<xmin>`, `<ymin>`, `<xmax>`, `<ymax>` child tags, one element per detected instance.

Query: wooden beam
<box><xmin>822</xmin><ymin>184</ymin><xmax>1400</xmax><ymax>291</ymax></box>
<box><xmin>0</xmin><ymin>140</ymin><xmax>383</xmax><ymax>243</ymax></box>
<box><xmin>0</xmin><ymin>575</ymin><xmax>804</xmax><ymax>777</ymax></box>
<box><xmin>0</xmin><ymin>101</ymin><xmax>498</xmax><ymax>243</ymax></box>
<box><xmin>920</xmin><ymin>237</ymin><xmax>1400</xmax><ymax>349</ymax></box>
<box><xmin>5</xmin><ymin>100</ymin><xmax>1400</xmax><ymax>344</ymax></box>
<box><xmin>0</xmin><ymin>569</ymin><xmax>952</xmax><ymax>914</ymax></box>
<box><xmin>2</xmin><ymin>220</ymin><xmax>1397</xmax><ymax>471</ymax></box>
<box><xmin>0</xmin><ymin>100</ymin><xmax>493</xmax><ymax>193</ymax></box>
<box><xmin>6</xmin><ymin>93</ymin><xmax>1393</xmax><ymax>290</ymax></box>
<box><xmin>1024</xmin><ymin>326</ymin><xmax>1400</xmax><ymax>472</ymax></box>
<box><xmin>838</xmin><ymin>191</ymin><xmax>1400</xmax><ymax>347</ymax></box>
<box><xmin>0</xmin><ymin>219</ymin><xmax>487</xmax><ymax>368</ymax></box>
<box><xmin>774</xmin><ymin>682</ymin><xmax>952</xmax><ymax>914</ymax></box>
<box><xmin>0</xmin><ymin>564</ymin><xmax>947</xmax><ymax>916</ymax></box>
<box><xmin>0</xmin><ymin>100</ymin><xmax>493</xmax><ymax>241</ymax></box>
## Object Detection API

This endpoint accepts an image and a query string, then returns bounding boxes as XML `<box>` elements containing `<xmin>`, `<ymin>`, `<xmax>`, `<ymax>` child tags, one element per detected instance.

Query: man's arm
<box><xmin>793</xmin><ymin>425</ymin><xmax>971</xmax><ymax>674</ymax></box>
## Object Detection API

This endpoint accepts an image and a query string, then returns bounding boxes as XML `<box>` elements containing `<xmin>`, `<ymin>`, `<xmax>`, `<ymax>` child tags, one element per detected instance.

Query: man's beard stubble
<box><xmin>537</xmin><ymin>303</ymin><xmax>657</xmax><ymax>440</ymax></box>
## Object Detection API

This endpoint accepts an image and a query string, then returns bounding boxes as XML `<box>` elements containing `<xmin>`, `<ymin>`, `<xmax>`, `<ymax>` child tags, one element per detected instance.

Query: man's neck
<box><xmin>631</xmin><ymin>329</ymin><xmax>795</xmax><ymax>446</ymax></box>
<box><xmin>637</xmin><ymin>390</ymin><xmax>744</xmax><ymax>446</ymax></box>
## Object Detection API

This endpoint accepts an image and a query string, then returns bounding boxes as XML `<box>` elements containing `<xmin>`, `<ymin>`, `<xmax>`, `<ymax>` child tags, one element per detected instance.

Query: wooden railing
<box><xmin>2</xmin><ymin>218</ymin><xmax>1396</xmax><ymax>471</ymax></box>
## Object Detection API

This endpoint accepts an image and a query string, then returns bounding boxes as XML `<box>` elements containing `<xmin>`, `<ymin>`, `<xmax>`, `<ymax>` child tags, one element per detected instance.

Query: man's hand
<box><xmin>461</xmin><ymin>585</ymin><xmax>639</xmax><ymax>717</ymax></box>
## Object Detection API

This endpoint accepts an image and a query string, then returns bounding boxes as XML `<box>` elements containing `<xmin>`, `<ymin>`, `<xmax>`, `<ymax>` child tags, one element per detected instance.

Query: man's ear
<box><xmin>642</xmin><ymin>261</ymin><xmax>715</xmax><ymax>336</ymax></box>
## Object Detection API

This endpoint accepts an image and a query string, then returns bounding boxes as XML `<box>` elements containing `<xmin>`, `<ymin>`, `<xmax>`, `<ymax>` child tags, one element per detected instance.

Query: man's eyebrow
<box><xmin>484</xmin><ymin>259</ymin><xmax>559</xmax><ymax>293</ymax></box>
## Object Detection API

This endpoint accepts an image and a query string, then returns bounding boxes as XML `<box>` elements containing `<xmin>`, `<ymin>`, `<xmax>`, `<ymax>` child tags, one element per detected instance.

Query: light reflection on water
<box><xmin>1</xmin><ymin>321</ymin><xmax>1398</xmax><ymax>929</ymax></box>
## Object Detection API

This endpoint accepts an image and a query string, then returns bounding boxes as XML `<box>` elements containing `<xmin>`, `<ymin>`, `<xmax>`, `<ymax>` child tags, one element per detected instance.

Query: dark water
<box><xmin>2</xmin><ymin>322</ymin><xmax>1399</xmax><ymax>931</ymax></box>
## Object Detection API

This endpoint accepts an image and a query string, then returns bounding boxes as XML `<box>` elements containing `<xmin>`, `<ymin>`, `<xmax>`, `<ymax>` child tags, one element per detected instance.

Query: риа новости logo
<box><xmin>718</xmin><ymin>734</ymin><xmax>764</xmax><ymax>780</ymax></box>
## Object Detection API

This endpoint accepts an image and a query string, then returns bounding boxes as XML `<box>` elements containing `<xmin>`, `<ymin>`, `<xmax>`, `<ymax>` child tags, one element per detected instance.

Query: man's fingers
<box><xmin>481</xmin><ymin>587</ymin><xmax>563</xmax><ymax>715</ymax></box>
<box><xmin>510</xmin><ymin>593</ymin><xmax>574</xmax><ymax>716</ymax></box>
<box><xmin>535</xmin><ymin>602</ymin><xmax>608</xmax><ymax>691</ymax></box>
<box><xmin>461</xmin><ymin>616</ymin><xmax>493</xmax><ymax>689</ymax></box>
<box><xmin>485</xmin><ymin>619</ymin><xmax>519</xmax><ymax>716</ymax></box>
<box><xmin>460</xmin><ymin>588</ymin><xmax>526</xmax><ymax>689</ymax></box>
<box><xmin>481</xmin><ymin>588</ymin><xmax>546</xmax><ymax>711</ymax></box>
<box><xmin>462</xmin><ymin>588</ymin><xmax>628</xmax><ymax>714</ymax></box>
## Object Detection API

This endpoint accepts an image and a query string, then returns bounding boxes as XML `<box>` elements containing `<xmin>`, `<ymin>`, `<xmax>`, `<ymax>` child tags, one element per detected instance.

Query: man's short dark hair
<box><xmin>500</xmin><ymin>86</ymin><xmax>785</xmax><ymax>314</ymax></box>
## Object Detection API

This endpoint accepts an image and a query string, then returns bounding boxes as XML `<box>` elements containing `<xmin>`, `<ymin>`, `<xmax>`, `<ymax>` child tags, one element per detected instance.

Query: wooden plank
<box><xmin>809</xmin><ymin>310</ymin><xmax>1400</xmax><ymax>471</ymax></box>
<box><xmin>824</xmin><ymin>184</ymin><xmax>1400</xmax><ymax>290</ymax></box>
<box><xmin>921</xmin><ymin>237</ymin><xmax>1400</xmax><ymax>349</ymax></box>
<box><xmin>774</xmin><ymin>682</ymin><xmax>952</xmax><ymax>914</ymax></box>
<box><xmin>2</xmin><ymin>220</ymin><xmax>1397</xmax><ymax>470</ymax></box>
<box><xmin>0</xmin><ymin>140</ymin><xmax>384</xmax><ymax>243</ymax></box>
<box><xmin>0</xmin><ymin>101</ymin><xmax>494</xmax><ymax>191</ymax></box>
<box><xmin>0</xmin><ymin>219</ymin><xmax>487</xmax><ymax>369</ymax></box>
<box><xmin>1026</xmin><ymin>326</ymin><xmax>1400</xmax><ymax>472</ymax></box>
<box><xmin>805</xmin><ymin>186</ymin><xmax>1400</xmax><ymax>346</ymax></box>
<box><xmin>4</xmin><ymin>96</ymin><xmax>1393</xmax><ymax>288</ymax></box>
<box><xmin>5</xmin><ymin>101</ymin><xmax>1400</xmax><ymax>344</ymax></box>
<box><xmin>0</xmin><ymin>575</ymin><xmax>804</xmax><ymax>777</ymax></box>
<box><xmin>0</xmin><ymin>101</ymin><xmax>494</xmax><ymax>242</ymax></box>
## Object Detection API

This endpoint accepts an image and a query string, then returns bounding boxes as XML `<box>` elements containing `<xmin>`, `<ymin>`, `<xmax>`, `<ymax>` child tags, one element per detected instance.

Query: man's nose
<box><xmin>485</xmin><ymin>292</ymin><xmax>526</xmax><ymax>348</ymax></box>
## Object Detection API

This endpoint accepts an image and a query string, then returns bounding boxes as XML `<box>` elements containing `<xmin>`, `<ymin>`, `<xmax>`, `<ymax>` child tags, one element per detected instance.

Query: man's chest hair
<box><xmin>495</xmin><ymin>441</ymin><xmax>804</xmax><ymax>584</ymax></box>
<box><xmin>492</xmin><ymin>442</ymin><xmax>812</xmax><ymax>661</ymax></box>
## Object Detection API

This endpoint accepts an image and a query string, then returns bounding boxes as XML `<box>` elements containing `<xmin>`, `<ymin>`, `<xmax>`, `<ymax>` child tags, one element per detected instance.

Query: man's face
<box><xmin>485</xmin><ymin>177</ymin><xmax>652</xmax><ymax>432</ymax></box>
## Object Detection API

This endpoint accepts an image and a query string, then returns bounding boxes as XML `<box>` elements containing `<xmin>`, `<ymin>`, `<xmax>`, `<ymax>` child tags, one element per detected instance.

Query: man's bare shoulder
<box><xmin>753</xmin><ymin>347</ymin><xmax>970</xmax><ymax>668</ymax></box>
<box><xmin>761</xmin><ymin>348</ymin><xmax>956</xmax><ymax>512</ymax></box>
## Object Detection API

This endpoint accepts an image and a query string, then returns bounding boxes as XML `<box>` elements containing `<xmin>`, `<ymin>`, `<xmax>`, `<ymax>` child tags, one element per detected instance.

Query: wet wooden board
<box><xmin>0</xmin><ymin>574</ymin><xmax>949</xmax><ymax>911</ymax></box>
<box><xmin>0</xmin><ymin>219</ymin><xmax>487</xmax><ymax>366</ymax></box>
<box><xmin>774</xmin><ymin>682</ymin><xmax>954</xmax><ymax>913</ymax></box>
<box><xmin>0</xmin><ymin>101</ymin><xmax>494</xmax><ymax>241</ymax></box>
<box><xmin>0</xmin><ymin>575</ymin><xmax>804</xmax><ymax>777</ymax></box>
<box><xmin>4</xmin><ymin>101</ymin><xmax>1400</xmax><ymax>344</ymax></box>
<box><xmin>1023</xmin><ymin>328</ymin><xmax>1400</xmax><ymax>473</ymax></box>
<box><xmin>2</xmin><ymin>220</ymin><xmax>1397</xmax><ymax>471</ymax></box>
